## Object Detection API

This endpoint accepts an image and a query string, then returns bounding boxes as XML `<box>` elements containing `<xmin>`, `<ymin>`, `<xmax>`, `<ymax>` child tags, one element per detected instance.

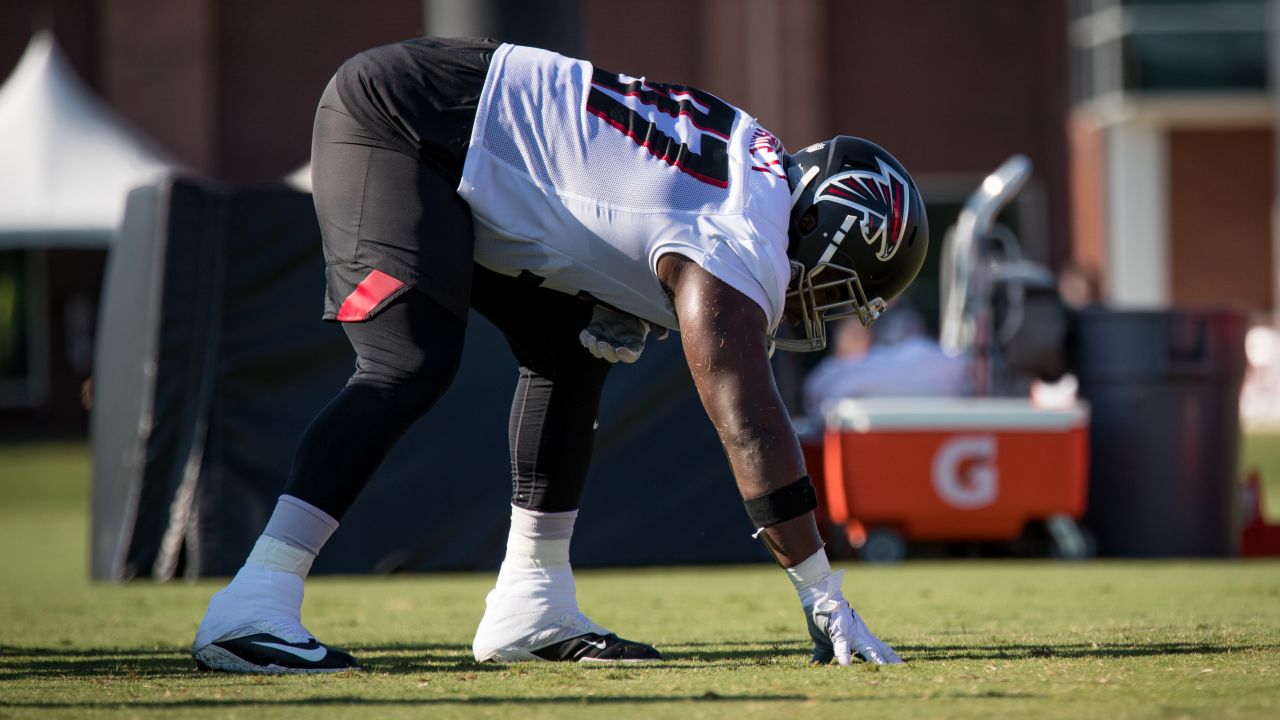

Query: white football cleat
<box><xmin>191</xmin><ymin>564</ymin><xmax>360</xmax><ymax>673</ymax></box>
<box><xmin>474</xmin><ymin>608</ymin><xmax>661</xmax><ymax>663</ymax></box>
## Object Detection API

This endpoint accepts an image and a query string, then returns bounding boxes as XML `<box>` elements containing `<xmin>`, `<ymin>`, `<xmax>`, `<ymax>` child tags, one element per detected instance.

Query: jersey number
<box><xmin>586</xmin><ymin>68</ymin><xmax>735</xmax><ymax>188</ymax></box>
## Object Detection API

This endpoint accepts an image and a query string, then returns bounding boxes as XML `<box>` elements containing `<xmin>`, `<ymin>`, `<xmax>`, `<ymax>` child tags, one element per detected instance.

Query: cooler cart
<box><xmin>821</xmin><ymin>397</ymin><xmax>1090</xmax><ymax>562</ymax></box>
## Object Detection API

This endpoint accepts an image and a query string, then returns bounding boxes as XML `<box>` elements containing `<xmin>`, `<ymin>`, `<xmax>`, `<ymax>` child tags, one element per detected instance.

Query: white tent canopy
<box><xmin>0</xmin><ymin>32</ymin><xmax>174</xmax><ymax>249</ymax></box>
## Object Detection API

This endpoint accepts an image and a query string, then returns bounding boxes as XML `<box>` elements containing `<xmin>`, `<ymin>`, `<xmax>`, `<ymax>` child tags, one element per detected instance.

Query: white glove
<box><xmin>578</xmin><ymin>306</ymin><xmax>664</xmax><ymax>364</ymax></box>
<box><xmin>802</xmin><ymin>571</ymin><xmax>903</xmax><ymax>665</ymax></box>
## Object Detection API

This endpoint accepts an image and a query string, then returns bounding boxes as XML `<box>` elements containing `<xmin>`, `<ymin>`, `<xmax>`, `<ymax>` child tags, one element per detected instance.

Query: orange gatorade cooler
<box><xmin>821</xmin><ymin>398</ymin><xmax>1089</xmax><ymax>559</ymax></box>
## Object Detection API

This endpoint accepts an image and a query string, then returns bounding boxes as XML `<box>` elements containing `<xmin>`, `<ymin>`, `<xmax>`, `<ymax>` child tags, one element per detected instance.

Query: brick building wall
<box><xmin>1169</xmin><ymin>128</ymin><xmax>1274</xmax><ymax>312</ymax></box>
<box><xmin>0</xmin><ymin>0</ymin><xmax>1075</xmax><ymax>429</ymax></box>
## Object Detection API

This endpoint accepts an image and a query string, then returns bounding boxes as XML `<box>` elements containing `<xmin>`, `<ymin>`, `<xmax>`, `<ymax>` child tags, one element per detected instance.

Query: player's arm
<box><xmin>655</xmin><ymin>253</ymin><xmax>821</xmax><ymax>567</ymax></box>
<box><xmin>657</xmin><ymin>253</ymin><xmax>903</xmax><ymax>666</ymax></box>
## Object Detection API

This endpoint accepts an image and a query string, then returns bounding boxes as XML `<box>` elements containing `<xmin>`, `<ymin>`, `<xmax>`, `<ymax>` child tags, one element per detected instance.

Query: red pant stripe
<box><xmin>336</xmin><ymin>269</ymin><xmax>405</xmax><ymax>321</ymax></box>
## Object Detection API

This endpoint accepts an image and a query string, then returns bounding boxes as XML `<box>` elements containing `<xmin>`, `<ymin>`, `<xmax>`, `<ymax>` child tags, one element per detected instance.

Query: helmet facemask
<box><xmin>773</xmin><ymin>260</ymin><xmax>887</xmax><ymax>353</ymax></box>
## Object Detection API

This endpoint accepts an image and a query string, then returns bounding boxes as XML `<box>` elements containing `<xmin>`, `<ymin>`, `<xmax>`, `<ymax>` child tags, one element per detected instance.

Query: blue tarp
<box><xmin>91</xmin><ymin>178</ymin><xmax>768</xmax><ymax>580</ymax></box>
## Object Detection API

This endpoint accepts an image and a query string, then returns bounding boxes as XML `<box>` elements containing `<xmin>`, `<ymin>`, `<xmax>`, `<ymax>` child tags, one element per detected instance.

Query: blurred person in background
<box><xmin>191</xmin><ymin>37</ymin><xmax>927</xmax><ymax>674</ymax></box>
<box><xmin>803</xmin><ymin>306</ymin><xmax>970</xmax><ymax>418</ymax></box>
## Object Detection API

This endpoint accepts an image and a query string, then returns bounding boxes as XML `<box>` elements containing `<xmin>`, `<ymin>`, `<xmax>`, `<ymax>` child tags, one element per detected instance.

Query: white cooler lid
<box><xmin>825</xmin><ymin>397</ymin><xmax>1089</xmax><ymax>432</ymax></box>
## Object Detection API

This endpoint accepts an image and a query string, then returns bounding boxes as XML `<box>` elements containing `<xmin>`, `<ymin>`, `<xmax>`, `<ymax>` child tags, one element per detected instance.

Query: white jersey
<box><xmin>458</xmin><ymin>44</ymin><xmax>792</xmax><ymax>332</ymax></box>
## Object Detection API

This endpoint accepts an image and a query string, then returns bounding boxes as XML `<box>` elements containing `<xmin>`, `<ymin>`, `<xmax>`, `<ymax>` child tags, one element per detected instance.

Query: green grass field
<box><xmin>2</xmin><ymin>441</ymin><xmax>1279</xmax><ymax>719</ymax></box>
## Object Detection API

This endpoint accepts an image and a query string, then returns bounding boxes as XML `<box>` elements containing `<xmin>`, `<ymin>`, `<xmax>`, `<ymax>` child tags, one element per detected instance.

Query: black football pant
<box><xmin>282</xmin><ymin>271</ymin><xmax>613</xmax><ymax>520</ymax></box>
<box><xmin>291</xmin><ymin>50</ymin><xmax>612</xmax><ymax>522</ymax></box>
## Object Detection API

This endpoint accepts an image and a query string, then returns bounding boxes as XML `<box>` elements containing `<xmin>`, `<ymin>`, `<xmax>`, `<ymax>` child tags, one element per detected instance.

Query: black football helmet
<box><xmin>773</xmin><ymin>136</ymin><xmax>929</xmax><ymax>352</ymax></box>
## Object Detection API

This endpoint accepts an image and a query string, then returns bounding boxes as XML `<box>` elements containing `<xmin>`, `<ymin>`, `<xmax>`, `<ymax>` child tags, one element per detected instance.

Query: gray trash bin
<box><xmin>1071</xmin><ymin>308</ymin><xmax>1248</xmax><ymax>557</ymax></box>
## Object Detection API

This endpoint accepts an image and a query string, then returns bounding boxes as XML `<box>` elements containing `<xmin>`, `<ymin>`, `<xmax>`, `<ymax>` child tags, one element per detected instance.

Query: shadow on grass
<box><xmin>0</xmin><ymin>644</ymin><xmax>500</xmax><ymax>680</ymax></box>
<box><xmin>4</xmin><ymin>693</ymin><xmax>812</xmax><ymax>710</ymax></box>
<box><xmin>894</xmin><ymin>641</ymin><xmax>1279</xmax><ymax>662</ymax></box>
<box><xmin>624</xmin><ymin>639</ymin><xmax>1276</xmax><ymax>664</ymax></box>
<box><xmin>4</xmin><ymin>639</ymin><xmax>1269</xmax><ymax>681</ymax></box>
<box><xmin>0</xmin><ymin>642</ymin><xmax>795</xmax><ymax>679</ymax></box>
<box><xmin>0</xmin><ymin>647</ymin><xmax>209</xmax><ymax>680</ymax></box>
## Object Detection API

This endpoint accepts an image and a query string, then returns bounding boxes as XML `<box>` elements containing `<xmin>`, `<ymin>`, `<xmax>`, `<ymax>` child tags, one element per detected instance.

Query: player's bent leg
<box><xmin>470</xmin><ymin>272</ymin><xmax>660</xmax><ymax>662</ymax></box>
<box><xmin>193</xmin><ymin>62</ymin><xmax>482</xmax><ymax>673</ymax></box>
<box><xmin>193</xmin><ymin>291</ymin><xmax>467</xmax><ymax>673</ymax></box>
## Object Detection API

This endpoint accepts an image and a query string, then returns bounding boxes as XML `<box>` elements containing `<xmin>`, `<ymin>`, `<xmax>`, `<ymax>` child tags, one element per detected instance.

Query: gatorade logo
<box><xmin>932</xmin><ymin>435</ymin><xmax>999</xmax><ymax>509</ymax></box>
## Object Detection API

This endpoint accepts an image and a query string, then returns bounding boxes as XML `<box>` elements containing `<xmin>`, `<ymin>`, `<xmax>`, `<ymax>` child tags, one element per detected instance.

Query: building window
<box><xmin>1072</xmin><ymin>0</ymin><xmax>1268</xmax><ymax>100</ymax></box>
<box><xmin>1125</xmin><ymin>30</ymin><xmax>1267</xmax><ymax>92</ymax></box>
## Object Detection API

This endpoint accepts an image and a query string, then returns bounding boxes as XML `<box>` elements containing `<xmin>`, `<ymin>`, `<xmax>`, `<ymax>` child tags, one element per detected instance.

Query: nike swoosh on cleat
<box><xmin>583</xmin><ymin>638</ymin><xmax>609</xmax><ymax>651</ymax></box>
<box><xmin>250</xmin><ymin>641</ymin><xmax>328</xmax><ymax>662</ymax></box>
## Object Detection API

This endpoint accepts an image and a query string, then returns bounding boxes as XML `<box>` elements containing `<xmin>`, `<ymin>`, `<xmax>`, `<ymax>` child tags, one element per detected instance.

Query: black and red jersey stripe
<box><xmin>586</xmin><ymin>67</ymin><xmax>735</xmax><ymax>188</ymax></box>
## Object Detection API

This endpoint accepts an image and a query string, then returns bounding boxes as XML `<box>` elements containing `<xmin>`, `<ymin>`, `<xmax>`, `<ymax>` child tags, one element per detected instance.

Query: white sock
<box><xmin>261</xmin><ymin>495</ymin><xmax>338</xmax><ymax>556</ymax></box>
<box><xmin>501</xmin><ymin>504</ymin><xmax>575</xmax><ymax>570</ymax></box>
<box><xmin>238</xmin><ymin>495</ymin><xmax>338</xmax><ymax>579</ymax></box>
<box><xmin>493</xmin><ymin>505</ymin><xmax>578</xmax><ymax>601</ymax></box>
<box><xmin>246</xmin><ymin>535</ymin><xmax>316</xmax><ymax>577</ymax></box>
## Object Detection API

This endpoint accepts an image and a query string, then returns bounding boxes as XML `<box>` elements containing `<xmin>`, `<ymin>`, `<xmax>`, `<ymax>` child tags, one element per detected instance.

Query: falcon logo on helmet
<box><xmin>813</xmin><ymin>159</ymin><xmax>911</xmax><ymax>263</ymax></box>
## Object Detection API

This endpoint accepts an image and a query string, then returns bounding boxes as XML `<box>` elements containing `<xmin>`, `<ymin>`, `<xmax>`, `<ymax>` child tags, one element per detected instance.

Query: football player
<box><xmin>192</xmin><ymin>36</ymin><xmax>927</xmax><ymax>673</ymax></box>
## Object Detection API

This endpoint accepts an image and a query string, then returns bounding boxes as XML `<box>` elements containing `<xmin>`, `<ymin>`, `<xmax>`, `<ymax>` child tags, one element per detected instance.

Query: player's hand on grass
<box><xmin>579</xmin><ymin>306</ymin><xmax>664</xmax><ymax>363</ymax></box>
<box><xmin>802</xmin><ymin>570</ymin><xmax>903</xmax><ymax>666</ymax></box>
